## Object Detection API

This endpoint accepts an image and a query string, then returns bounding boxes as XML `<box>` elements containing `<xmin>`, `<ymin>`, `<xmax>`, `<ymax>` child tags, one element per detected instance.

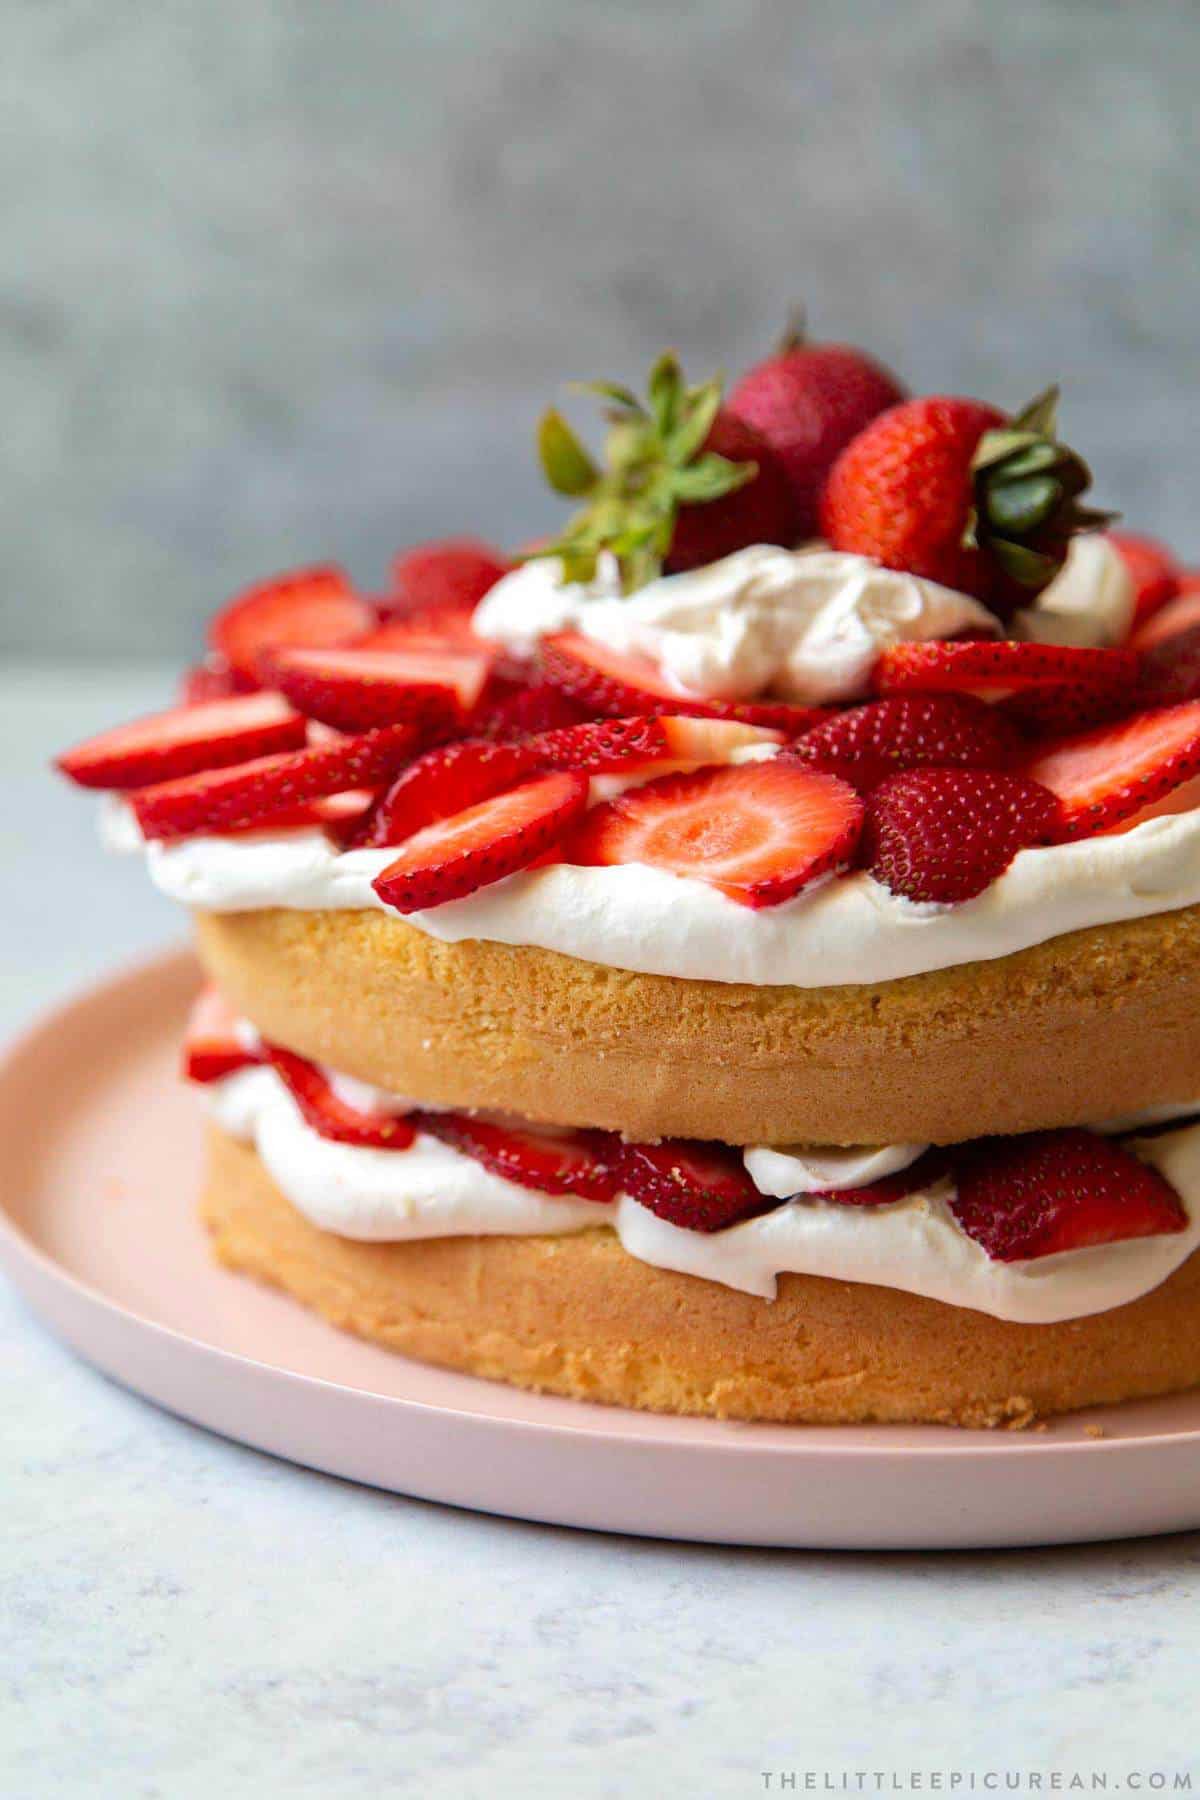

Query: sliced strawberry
<box><xmin>209</xmin><ymin>566</ymin><xmax>373</xmax><ymax>683</ymax></box>
<box><xmin>178</xmin><ymin>660</ymin><xmax>252</xmax><ymax>704</ymax></box>
<box><xmin>477</xmin><ymin>679</ymin><xmax>596</xmax><ymax>740</ymax></box>
<box><xmin>863</xmin><ymin>767</ymin><xmax>1060</xmax><ymax>904</ymax></box>
<box><xmin>528</xmin><ymin>714</ymin><xmax>780</xmax><ymax>774</ymax></box>
<box><xmin>56</xmin><ymin>692</ymin><xmax>307</xmax><ymax>791</ymax></box>
<box><xmin>265</xmin><ymin>1044</ymin><xmax>416</xmax><ymax>1149</ymax></box>
<box><xmin>262</xmin><ymin>645</ymin><xmax>466</xmax><ymax>734</ymax></box>
<box><xmin>948</xmin><ymin>1128</ymin><xmax>1186</xmax><ymax>1262</ymax></box>
<box><xmin>373</xmin><ymin>770</ymin><xmax>589</xmax><ymax>912</ymax></box>
<box><xmin>567</xmin><ymin>761</ymin><xmax>862</xmax><ymax>908</ymax></box>
<box><xmin>1107</xmin><ymin>532</ymin><xmax>1180</xmax><ymax>627</ymax></box>
<box><xmin>810</xmin><ymin>1150</ymin><xmax>948</xmax><ymax>1206</ymax></box>
<box><xmin>540</xmin><ymin>632</ymin><xmax>825</xmax><ymax>733</ymax></box>
<box><xmin>611</xmin><ymin>1138</ymin><xmax>772</xmax><ymax>1233</ymax></box>
<box><xmin>359</xmin><ymin>738</ymin><xmax>541</xmax><ymax>848</ymax></box>
<box><xmin>875</xmin><ymin>639</ymin><xmax>1138</xmax><ymax>705</ymax></box>
<box><xmin>388</xmin><ymin>538</ymin><xmax>510</xmax><ymax>621</ymax></box>
<box><xmin>1021</xmin><ymin>701</ymin><xmax>1200</xmax><ymax>840</ymax></box>
<box><xmin>783</xmin><ymin>694</ymin><xmax>1016</xmax><ymax>794</ymax></box>
<box><xmin>1130</xmin><ymin>576</ymin><xmax>1200</xmax><ymax>652</ymax></box>
<box><xmin>337</xmin><ymin>631</ymin><xmax>498</xmax><ymax>713</ymax></box>
<box><xmin>181</xmin><ymin>985</ymin><xmax>261</xmax><ymax>1084</ymax></box>
<box><xmin>418</xmin><ymin>1113</ymin><xmax>619</xmax><ymax>1203</ymax></box>
<box><xmin>1135</xmin><ymin>623</ymin><xmax>1200</xmax><ymax>708</ymax></box>
<box><xmin>130</xmin><ymin>722</ymin><xmax>426</xmax><ymax>840</ymax></box>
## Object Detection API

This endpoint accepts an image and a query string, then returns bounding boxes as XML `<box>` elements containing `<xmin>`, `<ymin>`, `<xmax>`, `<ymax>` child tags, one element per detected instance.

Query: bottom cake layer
<box><xmin>203</xmin><ymin>1126</ymin><xmax>1200</xmax><ymax>1427</ymax></box>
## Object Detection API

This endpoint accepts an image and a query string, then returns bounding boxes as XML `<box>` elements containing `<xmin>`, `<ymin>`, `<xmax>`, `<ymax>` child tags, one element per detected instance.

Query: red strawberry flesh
<box><xmin>264</xmin><ymin>645</ymin><xmax>468</xmax><ymax>733</ymax></box>
<box><xmin>359</xmin><ymin>738</ymin><xmax>541</xmax><ymax>848</ymax></box>
<box><xmin>863</xmin><ymin>766</ymin><xmax>1060</xmax><ymax>904</ymax></box>
<box><xmin>209</xmin><ymin>566</ymin><xmax>373</xmax><ymax>682</ymax></box>
<box><xmin>181</xmin><ymin>986</ymin><xmax>261</xmax><ymax>1084</ymax></box>
<box><xmin>875</xmin><ymin>639</ymin><xmax>1138</xmax><ymax>701</ymax></box>
<box><xmin>728</xmin><ymin>341</ymin><xmax>906</xmax><ymax>538</ymax></box>
<box><xmin>56</xmin><ymin>692</ymin><xmax>307</xmax><ymax>791</ymax></box>
<box><xmin>610</xmin><ymin>1138</ymin><xmax>771</xmax><ymax>1233</ymax></box>
<box><xmin>568</xmin><ymin>760</ymin><xmax>863</xmax><ymax>908</ymax></box>
<box><xmin>373</xmin><ymin>770</ymin><xmax>589</xmax><ymax>912</ymax></box>
<box><xmin>265</xmin><ymin>1044</ymin><xmax>416</xmax><ymax>1149</ymax></box>
<box><xmin>948</xmin><ymin>1128</ymin><xmax>1186</xmax><ymax>1262</ymax></box>
<box><xmin>130</xmin><ymin>722</ymin><xmax>426</xmax><ymax>840</ymax></box>
<box><xmin>527</xmin><ymin>714</ymin><xmax>779</xmax><ymax>774</ymax></box>
<box><xmin>1022</xmin><ymin>701</ymin><xmax>1200</xmax><ymax>839</ymax></box>
<box><xmin>388</xmin><ymin>538</ymin><xmax>510</xmax><ymax>621</ymax></box>
<box><xmin>1107</xmin><ymin>532</ymin><xmax>1180</xmax><ymax>627</ymax></box>
<box><xmin>540</xmin><ymin>632</ymin><xmax>825</xmax><ymax>733</ymax></box>
<box><xmin>784</xmin><ymin>694</ymin><xmax>1016</xmax><ymax>794</ymax></box>
<box><xmin>417</xmin><ymin>1113</ymin><xmax>619</xmax><ymax>1203</ymax></box>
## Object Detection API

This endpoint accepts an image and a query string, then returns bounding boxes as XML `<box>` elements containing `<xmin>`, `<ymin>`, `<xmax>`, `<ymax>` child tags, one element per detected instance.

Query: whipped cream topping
<box><xmin>1015</xmin><ymin>533</ymin><xmax>1136</xmax><ymax>649</ymax></box>
<box><xmin>205</xmin><ymin>1059</ymin><xmax>1200</xmax><ymax>1322</ymax></box>
<box><xmin>473</xmin><ymin>546</ymin><xmax>1000</xmax><ymax>705</ymax></box>
<box><xmin>113</xmin><ymin>801</ymin><xmax>1200</xmax><ymax>989</ymax></box>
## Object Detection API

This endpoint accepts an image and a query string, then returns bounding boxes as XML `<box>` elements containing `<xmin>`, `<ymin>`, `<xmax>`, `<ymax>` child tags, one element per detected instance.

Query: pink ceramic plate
<box><xmin>4</xmin><ymin>948</ymin><xmax>1200</xmax><ymax>1548</ymax></box>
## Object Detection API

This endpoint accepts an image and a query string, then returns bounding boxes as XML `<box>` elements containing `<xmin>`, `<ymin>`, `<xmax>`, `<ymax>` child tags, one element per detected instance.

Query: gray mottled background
<box><xmin>5</xmin><ymin>0</ymin><xmax>1197</xmax><ymax>661</ymax></box>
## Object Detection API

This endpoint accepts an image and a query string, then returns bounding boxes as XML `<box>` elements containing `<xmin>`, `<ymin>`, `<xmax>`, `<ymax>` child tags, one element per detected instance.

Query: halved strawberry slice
<box><xmin>262</xmin><ymin>645</ymin><xmax>466</xmax><ymax>734</ymax></box>
<box><xmin>178</xmin><ymin>659</ymin><xmax>251</xmax><ymax>704</ymax></box>
<box><xmin>181</xmin><ymin>985</ymin><xmax>261</xmax><ymax>1084</ymax></box>
<box><xmin>566</xmin><ymin>762</ymin><xmax>863</xmax><ymax>908</ymax></box>
<box><xmin>336</xmin><ymin>630</ymin><xmax>498</xmax><ymax>713</ymax></box>
<box><xmin>1021</xmin><ymin>701</ymin><xmax>1200</xmax><ymax>839</ymax></box>
<box><xmin>610</xmin><ymin>1138</ymin><xmax>771</xmax><ymax>1233</ymax></box>
<box><xmin>418</xmin><ymin>1113</ymin><xmax>619</xmax><ymax>1203</ymax></box>
<box><xmin>783</xmin><ymin>694</ymin><xmax>1016</xmax><ymax>794</ymax></box>
<box><xmin>388</xmin><ymin>538</ymin><xmax>510</xmax><ymax>621</ymax></box>
<box><xmin>1134</xmin><ymin>623</ymin><xmax>1200</xmax><ymax>709</ymax></box>
<box><xmin>359</xmin><ymin>738</ymin><xmax>541</xmax><ymax>848</ymax></box>
<box><xmin>265</xmin><ymin>1044</ymin><xmax>416</xmax><ymax>1149</ymax></box>
<box><xmin>477</xmin><ymin>679</ymin><xmax>596</xmax><ymax>741</ymax></box>
<box><xmin>1107</xmin><ymin>532</ymin><xmax>1180</xmax><ymax>628</ymax></box>
<box><xmin>1130</xmin><ymin>576</ymin><xmax>1200</xmax><ymax>652</ymax></box>
<box><xmin>373</xmin><ymin>770</ymin><xmax>589</xmax><ymax>912</ymax></box>
<box><xmin>539</xmin><ymin>632</ymin><xmax>825</xmax><ymax>733</ymax></box>
<box><xmin>527</xmin><ymin>714</ymin><xmax>780</xmax><ymax>774</ymax></box>
<box><xmin>209</xmin><ymin>566</ymin><xmax>374</xmax><ymax>683</ymax></box>
<box><xmin>811</xmin><ymin>1154</ymin><xmax>949</xmax><ymax>1206</ymax></box>
<box><xmin>130</xmin><ymin>722</ymin><xmax>426</xmax><ymax>840</ymax></box>
<box><xmin>948</xmin><ymin>1128</ymin><xmax>1186</xmax><ymax>1262</ymax></box>
<box><xmin>875</xmin><ymin>639</ymin><xmax>1138</xmax><ymax>704</ymax></box>
<box><xmin>56</xmin><ymin>692</ymin><xmax>307</xmax><ymax>791</ymax></box>
<box><xmin>862</xmin><ymin>767</ymin><xmax>1061</xmax><ymax>904</ymax></box>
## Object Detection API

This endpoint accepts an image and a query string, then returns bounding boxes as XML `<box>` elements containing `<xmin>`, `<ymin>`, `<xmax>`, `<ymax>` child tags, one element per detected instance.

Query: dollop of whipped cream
<box><xmin>1015</xmin><ymin>533</ymin><xmax>1136</xmax><ymax>648</ymax></box>
<box><xmin>473</xmin><ymin>545</ymin><xmax>1001</xmax><ymax>705</ymax></box>
<box><xmin>206</xmin><ymin>1059</ymin><xmax>1200</xmax><ymax>1322</ymax></box>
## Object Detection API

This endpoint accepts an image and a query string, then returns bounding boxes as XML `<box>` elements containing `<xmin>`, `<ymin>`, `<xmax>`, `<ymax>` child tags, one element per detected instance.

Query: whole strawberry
<box><xmin>665</xmin><ymin>408</ymin><xmax>794</xmax><ymax>573</ymax></box>
<box><xmin>728</xmin><ymin>331</ymin><xmax>905</xmax><ymax>538</ymax></box>
<box><xmin>531</xmin><ymin>352</ymin><xmax>793</xmax><ymax>593</ymax></box>
<box><xmin>820</xmin><ymin>388</ymin><xmax>1112</xmax><ymax>610</ymax></box>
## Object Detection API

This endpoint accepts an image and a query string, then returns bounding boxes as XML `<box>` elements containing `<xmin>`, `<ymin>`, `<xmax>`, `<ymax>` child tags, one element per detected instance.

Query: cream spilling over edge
<box><xmin>107</xmin><ymin>799</ymin><xmax>1200</xmax><ymax>989</ymax></box>
<box><xmin>206</xmin><ymin>1060</ymin><xmax>1200</xmax><ymax>1322</ymax></box>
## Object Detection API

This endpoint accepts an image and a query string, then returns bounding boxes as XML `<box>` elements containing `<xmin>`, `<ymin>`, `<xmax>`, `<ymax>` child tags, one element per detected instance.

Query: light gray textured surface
<box><xmin>4</xmin><ymin>668</ymin><xmax>1200</xmax><ymax>1794</ymax></box>
<box><xmin>4</xmin><ymin>1</ymin><xmax>1198</xmax><ymax>659</ymax></box>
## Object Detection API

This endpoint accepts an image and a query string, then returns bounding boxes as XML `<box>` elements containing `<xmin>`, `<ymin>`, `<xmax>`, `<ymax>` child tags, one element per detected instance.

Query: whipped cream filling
<box><xmin>111</xmin><ymin>800</ymin><xmax>1200</xmax><ymax>989</ymax></box>
<box><xmin>1015</xmin><ymin>534</ymin><xmax>1136</xmax><ymax>649</ymax></box>
<box><xmin>205</xmin><ymin>1059</ymin><xmax>1200</xmax><ymax>1322</ymax></box>
<box><xmin>473</xmin><ymin>545</ymin><xmax>1000</xmax><ymax>705</ymax></box>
